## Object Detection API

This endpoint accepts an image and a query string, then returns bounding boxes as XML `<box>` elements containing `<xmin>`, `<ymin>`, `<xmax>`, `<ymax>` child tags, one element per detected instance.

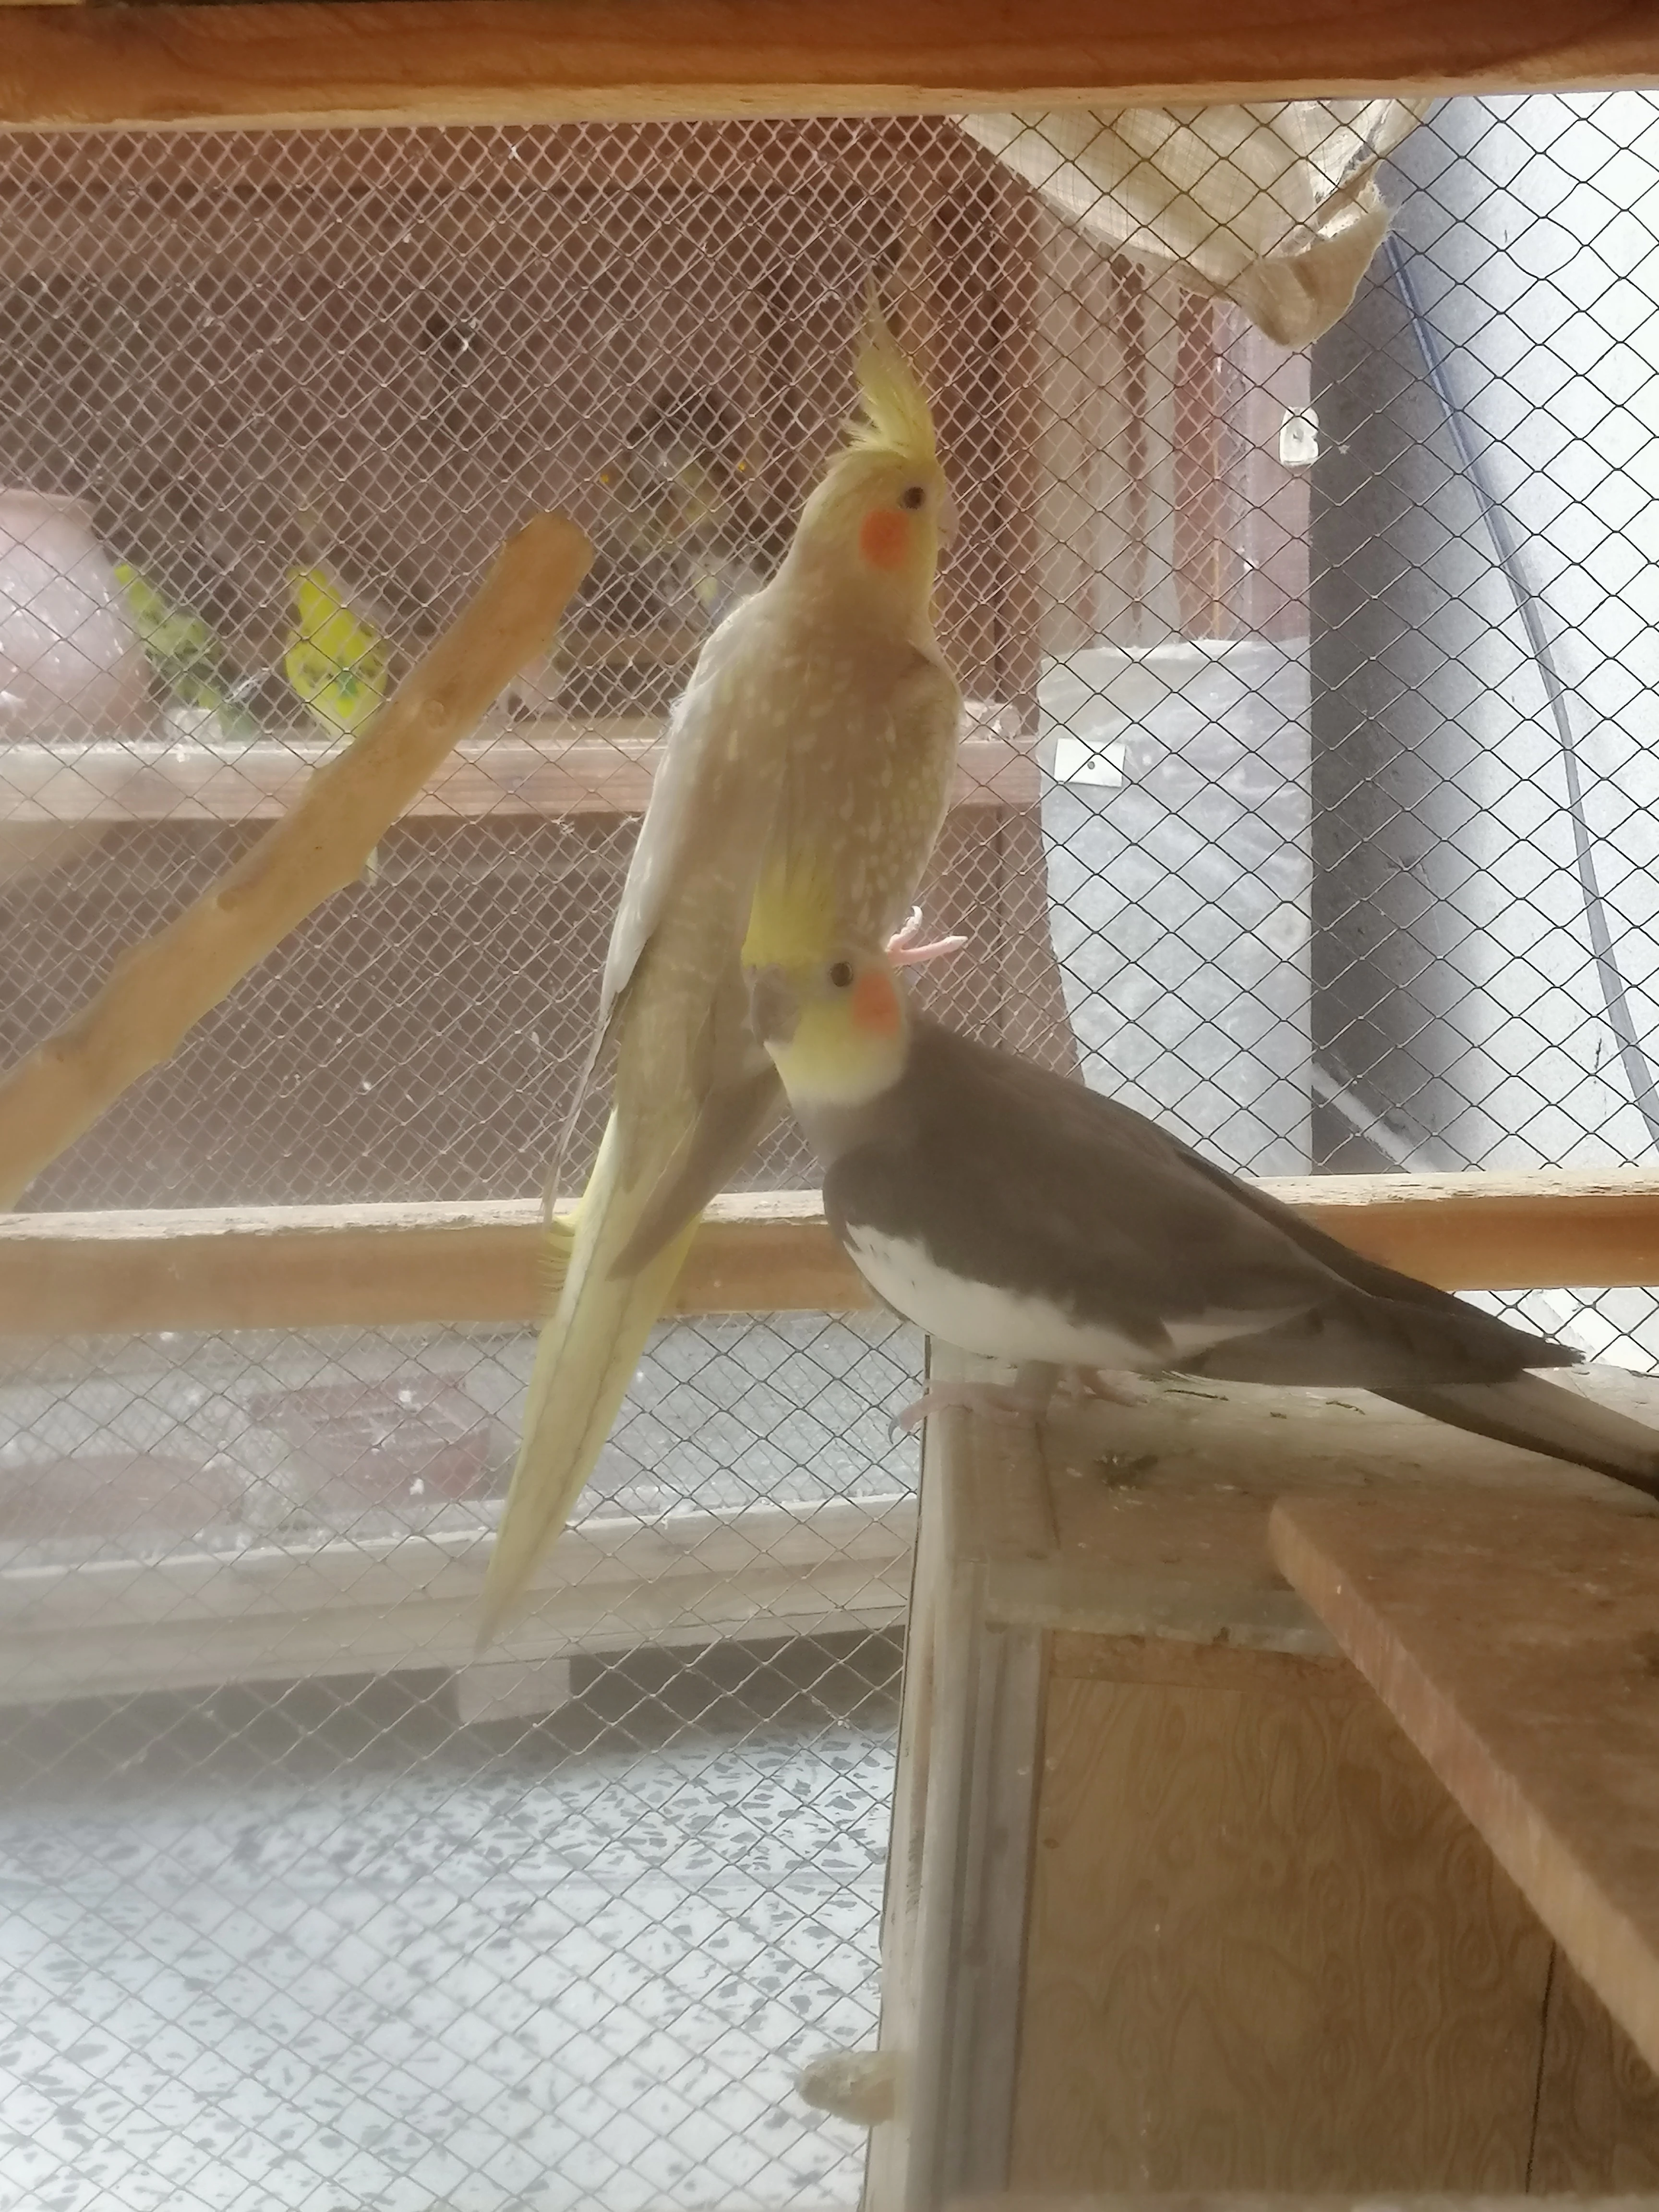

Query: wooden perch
<box><xmin>4</xmin><ymin>1167</ymin><xmax>1659</xmax><ymax>1337</ymax></box>
<box><xmin>0</xmin><ymin>514</ymin><xmax>592</xmax><ymax>1208</ymax></box>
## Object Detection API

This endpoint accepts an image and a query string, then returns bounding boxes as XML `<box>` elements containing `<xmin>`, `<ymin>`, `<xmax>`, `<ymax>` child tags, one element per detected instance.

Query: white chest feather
<box><xmin>842</xmin><ymin>1223</ymin><xmax>1281</xmax><ymax>1371</ymax></box>
<box><xmin>842</xmin><ymin>1224</ymin><xmax>1152</xmax><ymax>1369</ymax></box>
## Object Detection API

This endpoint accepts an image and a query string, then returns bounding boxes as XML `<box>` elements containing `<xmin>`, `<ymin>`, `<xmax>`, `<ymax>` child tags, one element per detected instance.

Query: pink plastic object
<box><xmin>0</xmin><ymin>489</ymin><xmax>150</xmax><ymax>740</ymax></box>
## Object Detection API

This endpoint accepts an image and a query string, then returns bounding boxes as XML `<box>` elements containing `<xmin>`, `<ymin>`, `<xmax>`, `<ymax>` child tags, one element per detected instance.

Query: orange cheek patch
<box><xmin>859</xmin><ymin>509</ymin><xmax>909</xmax><ymax>570</ymax></box>
<box><xmin>852</xmin><ymin>967</ymin><xmax>902</xmax><ymax>1037</ymax></box>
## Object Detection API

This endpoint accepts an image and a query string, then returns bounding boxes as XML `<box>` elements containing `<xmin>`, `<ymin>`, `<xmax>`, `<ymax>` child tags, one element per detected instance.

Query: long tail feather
<box><xmin>479</xmin><ymin>1117</ymin><xmax>696</xmax><ymax>1646</ymax></box>
<box><xmin>1383</xmin><ymin>1372</ymin><xmax>1659</xmax><ymax>1502</ymax></box>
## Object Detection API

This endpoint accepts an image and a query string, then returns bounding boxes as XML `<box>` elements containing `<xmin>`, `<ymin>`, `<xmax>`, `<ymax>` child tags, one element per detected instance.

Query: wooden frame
<box><xmin>0</xmin><ymin>719</ymin><xmax>1034</xmax><ymax>826</ymax></box>
<box><xmin>2</xmin><ymin>4</ymin><xmax>1657</xmax><ymax>132</ymax></box>
<box><xmin>6</xmin><ymin>1167</ymin><xmax>1659</xmax><ymax>1338</ymax></box>
<box><xmin>0</xmin><ymin>1489</ymin><xmax>916</xmax><ymax>1706</ymax></box>
<box><xmin>870</xmin><ymin>1347</ymin><xmax>1659</xmax><ymax>2208</ymax></box>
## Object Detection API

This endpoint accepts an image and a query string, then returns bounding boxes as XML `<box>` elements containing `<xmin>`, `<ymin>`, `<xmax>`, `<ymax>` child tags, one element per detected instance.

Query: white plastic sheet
<box><xmin>960</xmin><ymin>101</ymin><xmax>1430</xmax><ymax>345</ymax></box>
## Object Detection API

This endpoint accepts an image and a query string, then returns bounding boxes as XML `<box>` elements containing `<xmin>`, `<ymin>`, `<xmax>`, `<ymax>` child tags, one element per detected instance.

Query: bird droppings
<box><xmin>1096</xmin><ymin>1451</ymin><xmax>1160</xmax><ymax>1482</ymax></box>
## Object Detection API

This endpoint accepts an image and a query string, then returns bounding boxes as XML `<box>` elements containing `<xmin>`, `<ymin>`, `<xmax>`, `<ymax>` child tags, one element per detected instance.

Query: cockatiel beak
<box><xmin>745</xmin><ymin>964</ymin><xmax>799</xmax><ymax>1050</ymax></box>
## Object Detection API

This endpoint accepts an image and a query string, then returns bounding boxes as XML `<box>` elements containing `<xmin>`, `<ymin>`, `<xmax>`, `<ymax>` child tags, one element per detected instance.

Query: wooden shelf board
<box><xmin>6</xmin><ymin>1166</ymin><xmax>1659</xmax><ymax>1337</ymax></box>
<box><xmin>0</xmin><ymin>711</ymin><xmax>1034</xmax><ymax>824</ymax></box>
<box><xmin>1270</xmin><ymin>1490</ymin><xmax>1659</xmax><ymax>2084</ymax></box>
<box><xmin>2</xmin><ymin>3</ymin><xmax>1656</xmax><ymax>136</ymax></box>
<box><xmin>928</xmin><ymin>1342</ymin><xmax>1659</xmax><ymax>1663</ymax></box>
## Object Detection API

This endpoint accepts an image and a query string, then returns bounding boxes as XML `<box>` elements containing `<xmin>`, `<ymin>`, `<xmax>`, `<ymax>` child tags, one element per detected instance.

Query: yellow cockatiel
<box><xmin>480</xmin><ymin>294</ymin><xmax>962</xmax><ymax>1639</ymax></box>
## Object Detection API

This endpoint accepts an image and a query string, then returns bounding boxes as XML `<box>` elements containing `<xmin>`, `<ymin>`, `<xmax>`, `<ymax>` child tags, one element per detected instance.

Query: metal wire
<box><xmin>1383</xmin><ymin>225</ymin><xmax>1659</xmax><ymax>1155</ymax></box>
<box><xmin>0</xmin><ymin>95</ymin><xmax>1656</xmax><ymax>2208</ymax></box>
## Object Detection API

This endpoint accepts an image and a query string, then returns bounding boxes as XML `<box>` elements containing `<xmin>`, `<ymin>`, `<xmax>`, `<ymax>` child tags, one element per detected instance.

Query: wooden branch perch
<box><xmin>0</xmin><ymin>514</ymin><xmax>592</xmax><ymax>1208</ymax></box>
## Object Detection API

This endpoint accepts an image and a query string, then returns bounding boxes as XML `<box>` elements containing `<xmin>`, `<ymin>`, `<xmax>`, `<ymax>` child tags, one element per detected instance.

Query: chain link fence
<box><xmin>0</xmin><ymin>92</ymin><xmax>1655</xmax><ymax>2208</ymax></box>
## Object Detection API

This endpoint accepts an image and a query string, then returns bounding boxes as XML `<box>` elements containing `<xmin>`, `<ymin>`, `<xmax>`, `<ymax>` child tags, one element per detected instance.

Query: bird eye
<box><xmin>898</xmin><ymin>485</ymin><xmax>926</xmax><ymax>511</ymax></box>
<box><xmin>828</xmin><ymin>961</ymin><xmax>854</xmax><ymax>989</ymax></box>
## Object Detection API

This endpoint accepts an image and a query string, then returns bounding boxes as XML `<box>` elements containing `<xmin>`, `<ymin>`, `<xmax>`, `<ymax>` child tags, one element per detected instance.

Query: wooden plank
<box><xmin>0</xmin><ymin>1490</ymin><xmax>916</xmax><ymax>1703</ymax></box>
<box><xmin>0</xmin><ymin>719</ymin><xmax>1033</xmax><ymax>825</ymax></box>
<box><xmin>949</xmin><ymin>2200</ymin><xmax>1659</xmax><ymax>2211</ymax></box>
<box><xmin>864</xmin><ymin>1380</ymin><xmax>1044</xmax><ymax>2212</ymax></box>
<box><xmin>1008</xmin><ymin>1657</ymin><xmax>1554</xmax><ymax>2191</ymax></box>
<box><xmin>1269</xmin><ymin>1491</ymin><xmax>1659</xmax><ymax>2082</ymax></box>
<box><xmin>2</xmin><ymin>3</ymin><xmax>1657</xmax><ymax>136</ymax></box>
<box><xmin>0</xmin><ymin>1189</ymin><xmax>870</xmax><ymax>1334</ymax></box>
<box><xmin>1275</xmin><ymin>1166</ymin><xmax>1659</xmax><ymax>1291</ymax></box>
<box><xmin>9</xmin><ymin>1166</ymin><xmax>1659</xmax><ymax>1337</ymax></box>
<box><xmin>1531</xmin><ymin>1951</ymin><xmax>1659</xmax><ymax>2190</ymax></box>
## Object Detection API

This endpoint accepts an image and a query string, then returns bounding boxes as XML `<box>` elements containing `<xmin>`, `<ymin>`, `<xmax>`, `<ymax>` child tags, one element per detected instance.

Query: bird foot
<box><xmin>886</xmin><ymin>906</ymin><xmax>969</xmax><ymax>969</ymax></box>
<box><xmin>1059</xmin><ymin>1366</ymin><xmax>1144</xmax><ymax>1408</ymax></box>
<box><xmin>891</xmin><ymin>1364</ymin><xmax>1143</xmax><ymax>1439</ymax></box>
<box><xmin>891</xmin><ymin>1381</ymin><xmax>1046</xmax><ymax>1437</ymax></box>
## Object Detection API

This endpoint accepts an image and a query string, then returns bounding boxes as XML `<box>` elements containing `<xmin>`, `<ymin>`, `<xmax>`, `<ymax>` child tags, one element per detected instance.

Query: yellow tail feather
<box><xmin>537</xmin><ymin>1211</ymin><xmax>578</xmax><ymax>1310</ymax></box>
<box><xmin>479</xmin><ymin>1118</ymin><xmax>696</xmax><ymax>1647</ymax></box>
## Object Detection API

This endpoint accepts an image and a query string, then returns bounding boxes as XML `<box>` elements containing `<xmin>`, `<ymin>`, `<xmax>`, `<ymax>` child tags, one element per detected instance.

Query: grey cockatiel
<box><xmin>479</xmin><ymin>297</ymin><xmax>963</xmax><ymax>1639</ymax></box>
<box><xmin>745</xmin><ymin>937</ymin><xmax>1659</xmax><ymax>1500</ymax></box>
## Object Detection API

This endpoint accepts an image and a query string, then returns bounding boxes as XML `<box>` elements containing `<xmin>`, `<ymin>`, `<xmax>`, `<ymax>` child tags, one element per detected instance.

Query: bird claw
<box><xmin>885</xmin><ymin>906</ymin><xmax>969</xmax><ymax>970</ymax></box>
<box><xmin>1060</xmin><ymin>1366</ymin><xmax>1144</xmax><ymax>1408</ymax></box>
<box><xmin>890</xmin><ymin>1365</ymin><xmax>1143</xmax><ymax>1440</ymax></box>
<box><xmin>890</xmin><ymin>1380</ymin><xmax>1050</xmax><ymax>1440</ymax></box>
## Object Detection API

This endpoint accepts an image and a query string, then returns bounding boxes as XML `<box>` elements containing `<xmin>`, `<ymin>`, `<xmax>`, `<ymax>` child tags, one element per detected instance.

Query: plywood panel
<box><xmin>1532</xmin><ymin>1952</ymin><xmax>1659</xmax><ymax>2190</ymax></box>
<box><xmin>1010</xmin><ymin>1656</ymin><xmax>1552</xmax><ymax>2191</ymax></box>
<box><xmin>1271</xmin><ymin>1493</ymin><xmax>1659</xmax><ymax>2081</ymax></box>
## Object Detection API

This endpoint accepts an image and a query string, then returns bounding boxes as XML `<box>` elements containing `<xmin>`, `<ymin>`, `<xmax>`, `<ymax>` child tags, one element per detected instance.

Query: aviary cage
<box><xmin>1</xmin><ymin>55</ymin><xmax>1658</xmax><ymax>2212</ymax></box>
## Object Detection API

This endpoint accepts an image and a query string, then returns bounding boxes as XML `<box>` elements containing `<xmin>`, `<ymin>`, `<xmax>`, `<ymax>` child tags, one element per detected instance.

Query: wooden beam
<box><xmin>1269</xmin><ymin>1491</ymin><xmax>1659</xmax><ymax>2084</ymax></box>
<box><xmin>0</xmin><ymin>1189</ymin><xmax>869</xmax><ymax>1334</ymax></box>
<box><xmin>1</xmin><ymin>2</ymin><xmax>1656</xmax><ymax>136</ymax></box>
<box><xmin>1276</xmin><ymin>1164</ymin><xmax>1659</xmax><ymax>1291</ymax></box>
<box><xmin>0</xmin><ymin>1489</ymin><xmax>915</xmax><ymax>1704</ymax></box>
<box><xmin>949</xmin><ymin>2200</ymin><xmax>1659</xmax><ymax>2211</ymax></box>
<box><xmin>5</xmin><ymin>1166</ymin><xmax>1659</xmax><ymax>1336</ymax></box>
<box><xmin>0</xmin><ymin>719</ymin><xmax>1033</xmax><ymax>826</ymax></box>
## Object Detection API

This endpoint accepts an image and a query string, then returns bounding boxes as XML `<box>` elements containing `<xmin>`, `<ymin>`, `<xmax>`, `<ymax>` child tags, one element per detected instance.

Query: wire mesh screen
<box><xmin>0</xmin><ymin>92</ymin><xmax>1656</xmax><ymax>2207</ymax></box>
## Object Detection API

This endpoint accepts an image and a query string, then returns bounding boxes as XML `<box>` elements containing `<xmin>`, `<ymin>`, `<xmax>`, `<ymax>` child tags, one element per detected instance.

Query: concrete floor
<box><xmin>0</xmin><ymin>1637</ymin><xmax>902</xmax><ymax>2212</ymax></box>
<box><xmin>0</xmin><ymin>1315</ymin><xmax>922</xmax><ymax>2209</ymax></box>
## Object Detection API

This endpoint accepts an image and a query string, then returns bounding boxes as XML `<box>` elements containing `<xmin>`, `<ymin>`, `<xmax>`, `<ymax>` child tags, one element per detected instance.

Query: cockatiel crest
<box><xmin>849</xmin><ymin>285</ymin><xmax>939</xmax><ymax>461</ymax></box>
<box><xmin>782</xmin><ymin>289</ymin><xmax>956</xmax><ymax>595</ymax></box>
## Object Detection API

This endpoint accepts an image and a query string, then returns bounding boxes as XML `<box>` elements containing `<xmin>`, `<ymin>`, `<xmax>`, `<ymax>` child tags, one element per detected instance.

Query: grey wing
<box><xmin>886</xmin><ymin>1022</ymin><xmax>1569</xmax><ymax>1384</ymax></box>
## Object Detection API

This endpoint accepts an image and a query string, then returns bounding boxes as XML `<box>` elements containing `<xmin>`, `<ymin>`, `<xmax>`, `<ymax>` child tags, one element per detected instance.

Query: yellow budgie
<box><xmin>480</xmin><ymin>291</ymin><xmax>963</xmax><ymax>1640</ymax></box>
<box><xmin>283</xmin><ymin>563</ymin><xmax>392</xmax><ymax>880</ymax></box>
<box><xmin>115</xmin><ymin>560</ymin><xmax>254</xmax><ymax>733</ymax></box>
<box><xmin>283</xmin><ymin>565</ymin><xmax>389</xmax><ymax>741</ymax></box>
